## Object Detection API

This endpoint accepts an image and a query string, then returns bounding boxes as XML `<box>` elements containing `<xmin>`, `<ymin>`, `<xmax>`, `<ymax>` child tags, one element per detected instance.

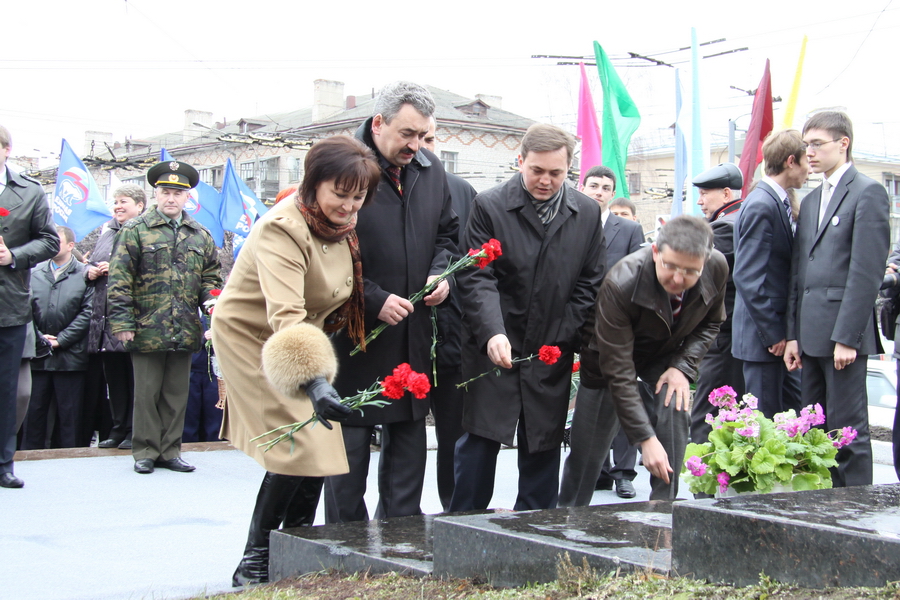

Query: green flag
<box><xmin>594</xmin><ymin>42</ymin><xmax>641</xmax><ymax>199</ymax></box>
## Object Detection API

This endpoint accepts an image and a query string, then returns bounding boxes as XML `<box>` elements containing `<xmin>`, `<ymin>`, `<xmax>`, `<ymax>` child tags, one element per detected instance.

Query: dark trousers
<box><xmin>131</xmin><ymin>351</ymin><xmax>191</xmax><ymax>462</ymax></box>
<box><xmin>81</xmin><ymin>354</ymin><xmax>112</xmax><ymax>446</ymax></box>
<box><xmin>597</xmin><ymin>381</ymin><xmax>652</xmax><ymax>484</ymax></box>
<box><xmin>183</xmin><ymin>369</ymin><xmax>222</xmax><ymax>443</ymax></box>
<box><xmin>102</xmin><ymin>352</ymin><xmax>134</xmax><ymax>443</ymax></box>
<box><xmin>429</xmin><ymin>366</ymin><xmax>465</xmax><ymax>511</ymax></box>
<box><xmin>323</xmin><ymin>419</ymin><xmax>426</xmax><ymax>523</ymax></box>
<box><xmin>691</xmin><ymin>333</ymin><xmax>745</xmax><ymax>446</ymax></box>
<box><xmin>25</xmin><ymin>371</ymin><xmax>85</xmax><ymax>449</ymax></box>
<box><xmin>801</xmin><ymin>353</ymin><xmax>871</xmax><ymax>487</ymax></box>
<box><xmin>449</xmin><ymin>418</ymin><xmax>561</xmax><ymax>512</ymax></box>
<box><xmin>742</xmin><ymin>359</ymin><xmax>802</xmax><ymax>419</ymax></box>
<box><xmin>0</xmin><ymin>324</ymin><xmax>27</xmax><ymax>475</ymax></box>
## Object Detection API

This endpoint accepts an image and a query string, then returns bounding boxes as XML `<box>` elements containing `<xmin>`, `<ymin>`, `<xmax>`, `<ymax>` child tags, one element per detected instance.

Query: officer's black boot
<box><xmin>282</xmin><ymin>476</ymin><xmax>324</xmax><ymax>529</ymax></box>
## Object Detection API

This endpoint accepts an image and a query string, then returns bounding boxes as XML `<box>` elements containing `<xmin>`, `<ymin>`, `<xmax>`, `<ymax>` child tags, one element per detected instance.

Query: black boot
<box><xmin>232</xmin><ymin>472</ymin><xmax>304</xmax><ymax>587</ymax></box>
<box><xmin>283</xmin><ymin>477</ymin><xmax>324</xmax><ymax>529</ymax></box>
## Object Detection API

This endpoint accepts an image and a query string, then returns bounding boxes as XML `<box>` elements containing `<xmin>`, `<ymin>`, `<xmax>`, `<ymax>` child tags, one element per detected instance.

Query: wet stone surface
<box><xmin>432</xmin><ymin>502</ymin><xmax>673</xmax><ymax>587</ymax></box>
<box><xmin>672</xmin><ymin>483</ymin><xmax>900</xmax><ymax>588</ymax></box>
<box><xmin>270</xmin><ymin>514</ymin><xmax>437</xmax><ymax>580</ymax></box>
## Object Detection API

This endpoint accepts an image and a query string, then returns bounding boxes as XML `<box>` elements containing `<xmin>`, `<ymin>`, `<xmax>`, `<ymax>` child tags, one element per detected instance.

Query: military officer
<box><xmin>107</xmin><ymin>160</ymin><xmax>222</xmax><ymax>474</ymax></box>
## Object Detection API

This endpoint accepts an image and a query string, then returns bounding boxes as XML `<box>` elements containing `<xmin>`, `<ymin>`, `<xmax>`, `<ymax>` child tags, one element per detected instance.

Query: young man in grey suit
<box><xmin>732</xmin><ymin>130</ymin><xmax>806</xmax><ymax>418</ymax></box>
<box><xmin>785</xmin><ymin>111</ymin><xmax>890</xmax><ymax>487</ymax></box>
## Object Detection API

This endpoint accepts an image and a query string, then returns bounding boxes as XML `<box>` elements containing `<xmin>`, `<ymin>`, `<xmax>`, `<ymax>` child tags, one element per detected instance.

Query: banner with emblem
<box><xmin>160</xmin><ymin>148</ymin><xmax>225</xmax><ymax>246</ymax></box>
<box><xmin>221</xmin><ymin>158</ymin><xmax>268</xmax><ymax>258</ymax></box>
<box><xmin>52</xmin><ymin>139</ymin><xmax>113</xmax><ymax>240</ymax></box>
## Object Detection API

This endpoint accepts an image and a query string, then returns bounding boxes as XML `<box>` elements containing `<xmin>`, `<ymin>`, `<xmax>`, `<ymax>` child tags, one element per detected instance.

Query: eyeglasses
<box><xmin>659</xmin><ymin>261</ymin><xmax>702</xmax><ymax>278</ymax></box>
<box><xmin>803</xmin><ymin>139</ymin><xmax>841</xmax><ymax>152</ymax></box>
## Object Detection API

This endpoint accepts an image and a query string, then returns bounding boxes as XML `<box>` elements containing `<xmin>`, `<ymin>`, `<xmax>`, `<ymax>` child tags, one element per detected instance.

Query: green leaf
<box><xmin>792</xmin><ymin>473</ymin><xmax>822</xmax><ymax>491</ymax></box>
<box><xmin>774</xmin><ymin>463</ymin><xmax>793</xmax><ymax>480</ymax></box>
<box><xmin>750</xmin><ymin>448</ymin><xmax>776</xmax><ymax>474</ymax></box>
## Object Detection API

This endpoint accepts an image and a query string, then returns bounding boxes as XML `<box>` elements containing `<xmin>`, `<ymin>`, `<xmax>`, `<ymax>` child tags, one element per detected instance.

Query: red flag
<box><xmin>738</xmin><ymin>59</ymin><xmax>773</xmax><ymax>197</ymax></box>
<box><xmin>577</xmin><ymin>62</ymin><xmax>602</xmax><ymax>185</ymax></box>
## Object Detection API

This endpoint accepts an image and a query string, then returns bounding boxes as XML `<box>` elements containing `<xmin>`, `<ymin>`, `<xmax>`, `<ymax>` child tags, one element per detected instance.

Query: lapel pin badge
<box><xmin>831</xmin><ymin>216</ymin><xmax>840</xmax><ymax>226</ymax></box>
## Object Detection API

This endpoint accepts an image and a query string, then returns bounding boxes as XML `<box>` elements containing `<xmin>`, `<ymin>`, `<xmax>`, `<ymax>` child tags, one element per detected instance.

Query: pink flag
<box><xmin>738</xmin><ymin>59</ymin><xmax>774</xmax><ymax>197</ymax></box>
<box><xmin>577</xmin><ymin>61</ymin><xmax>602</xmax><ymax>184</ymax></box>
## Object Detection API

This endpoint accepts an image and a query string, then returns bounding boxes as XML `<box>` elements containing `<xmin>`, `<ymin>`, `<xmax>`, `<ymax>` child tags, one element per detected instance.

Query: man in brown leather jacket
<box><xmin>560</xmin><ymin>215</ymin><xmax>727</xmax><ymax>501</ymax></box>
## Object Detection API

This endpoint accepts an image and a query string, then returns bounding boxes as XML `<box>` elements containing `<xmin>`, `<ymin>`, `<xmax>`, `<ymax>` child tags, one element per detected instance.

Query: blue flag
<box><xmin>160</xmin><ymin>148</ymin><xmax>225</xmax><ymax>247</ymax></box>
<box><xmin>672</xmin><ymin>68</ymin><xmax>687</xmax><ymax>218</ymax></box>
<box><xmin>52</xmin><ymin>139</ymin><xmax>113</xmax><ymax>241</ymax></box>
<box><xmin>220</xmin><ymin>158</ymin><xmax>267</xmax><ymax>239</ymax></box>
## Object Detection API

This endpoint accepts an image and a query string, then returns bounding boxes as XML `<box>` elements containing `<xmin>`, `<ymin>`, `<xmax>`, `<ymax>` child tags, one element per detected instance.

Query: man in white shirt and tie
<box><xmin>784</xmin><ymin>111</ymin><xmax>890</xmax><ymax>487</ymax></box>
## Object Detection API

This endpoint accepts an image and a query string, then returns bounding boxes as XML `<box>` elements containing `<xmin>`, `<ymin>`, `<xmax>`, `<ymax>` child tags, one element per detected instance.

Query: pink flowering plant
<box><xmin>682</xmin><ymin>385</ymin><xmax>858</xmax><ymax>495</ymax></box>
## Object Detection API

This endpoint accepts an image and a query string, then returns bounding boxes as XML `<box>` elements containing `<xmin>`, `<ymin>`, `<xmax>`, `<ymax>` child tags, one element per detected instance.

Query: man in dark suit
<box><xmin>689</xmin><ymin>163</ymin><xmax>745</xmax><ymax>449</ymax></box>
<box><xmin>732</xmin><ymin>130</ymin><xmax>806</xmax><ymax>417</ymax></box>
<box><xmin>422</xmin><ymin>117</ymin><xmax>476</xmax><ymax>511</ymax></box>
<box><xmin>0</xmin><ymin>125</ymin><xmax>60</xmax><ymax>489</ymax></box>
<box><xmin>785</xmin><ymin>111</ymin><xmax>890</xmax><ymax>487</ymax></box>
<box><xmin>577</xmin><ymin>165</ymin><xmax>643</xmax><ymax>499</ymax></box>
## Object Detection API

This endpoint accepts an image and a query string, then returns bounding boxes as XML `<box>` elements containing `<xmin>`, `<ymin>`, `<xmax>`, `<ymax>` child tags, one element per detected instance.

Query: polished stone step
<box><xmin>672</xmin><ymin>483</ymin><xmax>900</xmax><ymax>588</ymax></box>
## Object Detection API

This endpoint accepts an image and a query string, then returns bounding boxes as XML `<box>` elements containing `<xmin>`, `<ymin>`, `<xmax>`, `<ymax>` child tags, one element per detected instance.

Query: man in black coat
<box><xmin>785</xmin><ymin>111</ymin><xmax>890</xmax><ymax>487</ymax></box>
<box><xmin>24</xmin><ymin>225</ymin><xmax>93</xmax><ymax>449</ymax></box>
<box><xmin>449</xmin><ymin>124</ymin><xmax>605</xmax><ymax>512</ymax></box>
<box><xmin>732</xmin><ymin>130</ymin><xmax>806</xmax><ymax>418</ymax></box>
<box><xmin>325</xmin><ymin>82</ymin><xmax>458</xmax><ymax>522</ymax></box>
<box><xmin>0</xmin><ymin>125</ymin><xmax>60</xmax><ymax>488</ymax></box>
<box><xmin>422</xmin><ymin>117</ymin><xmax>476</xmax><ymax>511</ymax></box>
<box><xmin>689</xmin><ymin>163</ymin><xmax>746</xmax><ymax>449</ymax></box>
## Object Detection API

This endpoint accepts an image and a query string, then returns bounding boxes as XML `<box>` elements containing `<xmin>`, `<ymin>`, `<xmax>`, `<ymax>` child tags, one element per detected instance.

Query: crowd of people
<box><xmin>0</xmin><ymin>83</ymin><xmax>893</xmax><ymax>587</ymax></box>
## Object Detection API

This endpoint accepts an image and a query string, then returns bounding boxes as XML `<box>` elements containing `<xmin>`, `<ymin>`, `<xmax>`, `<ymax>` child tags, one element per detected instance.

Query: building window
<box><xmin>628</xmin><ymin>172</ymin><xmax>641</xmax><ymax>195</ymax></box>
<box><xmin>441</xmin><ymin>151</ymin><xmax>459</xmax><ymax>174</ymax></box>
<box><xmin>198</xmin><ymin>167</ymin><xmax>223</xmax><ymax>188</ymax></box>
<box><xmin>261</xmin><ymin>157</ymin><xmax>279</xmax><ymax>183</ymax></box>
<box><xmin>884</xmin><ymin>173</ymin><xmax>900</xmax><ymax>196</ymax></box>
<box><xmin>240</xmin><ymin>161</ymin><xmax>255</xmax><ymax>183</ymax></box>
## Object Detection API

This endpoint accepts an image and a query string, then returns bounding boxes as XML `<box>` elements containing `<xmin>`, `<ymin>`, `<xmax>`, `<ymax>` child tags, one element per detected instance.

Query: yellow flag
<box><xmin>781</xmin><ymin>36</ymin><xmax>808</xmax><ymax>130</ymax></box>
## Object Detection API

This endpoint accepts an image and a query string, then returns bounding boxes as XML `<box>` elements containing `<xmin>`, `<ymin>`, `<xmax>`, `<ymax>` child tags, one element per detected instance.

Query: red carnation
<box><xmin>208</xmin><ymin>307</ymin><xmax>214</xmax><ymax>315</ymax></box>
<box><xmin>393</xmin><ymin>363</ymin><xmax>413</xmax><ymax>382</ymax></box>
<box><xmin>381</xmin><ymin>375</ymin><xmax>406</xmax><ymax>400</ymax></box>
<box><xmin>0</xmin><ymin>208</ymin><xmax>9</xmax><ymax>218</ymax></box>
<box><xmin>572</xmin><ymin>361</ymin><xmax>580</xmax><ymax>373</ymax></box>
<box><xmin>406</xmin><ymin>372</ymin><xmax>431</xmax><ymax>399</ymax></box>
<box><xmin>538</xmin><ymin>345</ymin><xmax>562</xmax><ymax>365</ymax></box>
<box><xmin>210</xmin><ymin>289</ymin><xmax>222</xmax><ymax>297</ymax></box>
<box><xmin>482</xmin><ymin>238</ymin><xmax>502</xmax><ymax>261</ymax></box>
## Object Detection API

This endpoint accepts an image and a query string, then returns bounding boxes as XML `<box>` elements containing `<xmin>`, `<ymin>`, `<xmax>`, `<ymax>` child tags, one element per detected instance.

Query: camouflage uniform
<box><xmin>107</xmin><ymin>208</ymin><xmax>221</xmax><ymax>351</ymax></box>
<box><xmin>107</xmin><ymin>206</ymin><xmax>221</xmax><ymax>465</ymax></box>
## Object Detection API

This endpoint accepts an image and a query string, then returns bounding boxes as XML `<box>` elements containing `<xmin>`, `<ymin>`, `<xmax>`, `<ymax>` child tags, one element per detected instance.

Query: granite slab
<box><xmin>432</xmin><ymin>502</ymin><xmax>673</xmax><ymax>587</ymax></box>
<box><xmin>270</xmin><ymin>514</ymin><xmax>435</xmax><ymax>581</ymax></box>
<box><xmin>672</xmin><ymin>483</ymin><xmax>900</xmax><ymax>588</ymax></box>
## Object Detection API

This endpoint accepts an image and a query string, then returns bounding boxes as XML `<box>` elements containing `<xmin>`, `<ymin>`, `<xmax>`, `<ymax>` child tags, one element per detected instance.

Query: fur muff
<box><xmin>262</xmin><ymin>323</ymin><xmax>338</xmax><ymax>399</ymax></box>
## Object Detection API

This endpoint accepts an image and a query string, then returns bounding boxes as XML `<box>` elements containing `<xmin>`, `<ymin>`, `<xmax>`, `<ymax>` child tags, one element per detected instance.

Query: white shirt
<box><xmin>0</xmin><ymin>165</ymin><xmax>7</xmax><ymax>197</ymax></box>
<box><xmin>819</xmin><ymin>162</ymin><xmax>853</xmax><ymax>225</ymax></box>
<box><xmin>601</xmin><ymin>207</ymin><xmax>610</xmax><ymax>228</ymax></box>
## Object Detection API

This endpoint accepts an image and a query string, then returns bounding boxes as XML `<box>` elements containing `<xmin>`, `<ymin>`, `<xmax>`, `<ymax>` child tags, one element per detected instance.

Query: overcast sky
<box><xmin>4</xmin><ymin>0</ymin><xmax>899</xmax><ymax>166</ymax></box>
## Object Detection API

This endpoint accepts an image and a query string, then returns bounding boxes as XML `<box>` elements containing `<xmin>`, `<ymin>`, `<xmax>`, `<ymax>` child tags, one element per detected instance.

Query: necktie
<box><xmin>818</xmin><ymin>179</ymin><xmax>832</xmax><ymax>226</ymax></box>
<box><xmin>670</xmin><ymin>294</ymin><xmax>683</xmax><ymax>322</ymax></box>
<box><xmin>782</xmin><ymin>196</ymin><xmax>795</xmax><ymax>234</ymax></box>
<box><xmin>386</xmin><ymin>166</ymin><xmax>402</xmax><ymax>197</ymax></box>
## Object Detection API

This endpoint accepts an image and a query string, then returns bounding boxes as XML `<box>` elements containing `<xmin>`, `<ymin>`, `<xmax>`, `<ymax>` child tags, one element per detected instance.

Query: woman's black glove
<box><xmin>304</xmin><ymin>377</ymin><xmax>352</xmax><ymax>430</ymax></box>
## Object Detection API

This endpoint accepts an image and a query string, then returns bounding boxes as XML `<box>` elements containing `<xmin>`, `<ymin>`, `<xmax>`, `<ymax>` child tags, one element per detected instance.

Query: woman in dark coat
<box><xmin>86</xmin><ymin>185</ymin><xmax>145</xmax><ymax>449</ymax></box>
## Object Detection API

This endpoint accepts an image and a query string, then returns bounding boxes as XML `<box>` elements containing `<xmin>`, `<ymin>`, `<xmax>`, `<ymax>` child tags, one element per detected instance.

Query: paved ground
<box><xmin>1</xmin><ymin>438</ymin><xmax>896</xmax><ymax>600</ymax></box>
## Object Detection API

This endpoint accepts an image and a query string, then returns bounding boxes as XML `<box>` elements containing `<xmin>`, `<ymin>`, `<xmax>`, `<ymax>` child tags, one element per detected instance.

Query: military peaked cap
<box><xmin>147</xmin><ymin>161</ymin><xmax>200</xmax><ymax>190</ymax></box>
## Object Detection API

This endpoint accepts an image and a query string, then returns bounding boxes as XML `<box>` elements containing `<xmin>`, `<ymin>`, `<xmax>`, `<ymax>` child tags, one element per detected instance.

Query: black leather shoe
<box><xmin>0</xmin><ymin>473</ymin><xmax>24</xmax><ymax>488</ymax></box>
<box><xmin>118</xmin><ymin>438</ymin><xmax>132</xmax><ymax>450</ymax></box>
<box><xmin>615</xmin><ymin>479</ymin><xmax>636</xmax><ymax>499</ymax></box>
<box><xmin>134</xmin><ymin>459</ymin><xmax>154</xmax><ymax>474</ymax></box>
<box><xmin>98</xmin><ymin>438</ymin><xmax>122</xmax><ymax>449</ymax></box>
<box><xmin>155</xmin><ymin>457</ymin><xmax>196</xmax><ymax>472</ymax></box>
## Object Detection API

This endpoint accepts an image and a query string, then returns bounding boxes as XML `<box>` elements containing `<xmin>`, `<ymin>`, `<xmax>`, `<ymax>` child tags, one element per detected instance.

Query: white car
<box><xmin>867</xmin><ymin>356</ymin><xmax>897</xmax><ymax>429</ymax></box>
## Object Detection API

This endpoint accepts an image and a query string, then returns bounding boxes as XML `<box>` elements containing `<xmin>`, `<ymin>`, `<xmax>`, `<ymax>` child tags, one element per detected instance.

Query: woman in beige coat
<box><xmin>212</xmin><ymin>136</ymin><xmax>379</xmax><ymax>586</ymax></box>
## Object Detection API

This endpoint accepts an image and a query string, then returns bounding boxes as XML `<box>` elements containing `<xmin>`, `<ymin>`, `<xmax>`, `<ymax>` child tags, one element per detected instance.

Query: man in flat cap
<box><xmin>688</xmin><ymin>163</ymin><xmax>745</xmax><ymax>459</ymax></box>
<box><xmin>108</xmin><ymin>160</ymin><xmax>221</xmax><ymax>474</ymax></box>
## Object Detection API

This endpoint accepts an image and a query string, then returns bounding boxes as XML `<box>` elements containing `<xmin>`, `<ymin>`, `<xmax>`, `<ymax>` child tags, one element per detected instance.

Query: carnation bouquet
<box><xmin>350</xmin><ymin>239</ymin><xmax>502</xmax><ymax>356</ymax></box>
<box><xmin>251</xmin><ymin>363</ymin><xmax>430</xmax><ymax>454</ymax></box>
<box><xmin>682</xmin><ymin>386</ymin><xmax>857</xmax><ymax>496</ymax></box>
